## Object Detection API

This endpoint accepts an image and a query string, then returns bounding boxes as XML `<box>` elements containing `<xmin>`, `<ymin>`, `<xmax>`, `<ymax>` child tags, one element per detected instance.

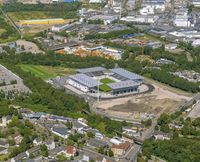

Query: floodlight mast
<box><xmin>98</xmin><ymin>83</ymin><xmax>100</xmax><ymax>103</ymax></box>
<box><xmin>90</xmin><ymin>73</ymin><xmax>100</xmax><ymax>103</ymax></box>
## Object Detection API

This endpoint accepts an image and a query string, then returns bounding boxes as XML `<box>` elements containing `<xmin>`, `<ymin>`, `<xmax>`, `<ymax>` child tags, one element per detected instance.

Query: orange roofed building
<box><xmin>111</xmin><ymin>141</ymin><xmax>131</xmax><ymax>157</ymax></box>
<box><xmin>66</xmin><ymin>145</ymin><xmax>76</xmax><ymax>158</ymax></box>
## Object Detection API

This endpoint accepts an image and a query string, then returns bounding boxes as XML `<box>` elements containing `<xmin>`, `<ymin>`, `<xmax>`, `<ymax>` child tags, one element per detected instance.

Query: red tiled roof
<box><xmin>66</xmin><ymin>145</ymin><xmax>75</xmax><ymax>154</ymax></box>
<box><xmin>111</xmin><ymin>141</ymin><xmax>130</xmax><ymax>151</ymax></box>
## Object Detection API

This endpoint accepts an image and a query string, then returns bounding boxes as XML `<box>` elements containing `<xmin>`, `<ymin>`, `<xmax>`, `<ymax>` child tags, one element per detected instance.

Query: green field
<box><xmin>8</xmin><ymin>11</ymin><xmax>52</xmax><ymax>22</ymax></box>
<box><xmin>18</xmin><ymin>64</ymin><xmax>75</xmax><ymax>80</ymax></box>
<box><xmin>99</xmin><ymin>78</ymin><xmax>115</xmax><ymax>92</ymax></box>
<box><xmin>99</xmin><ymin>84</ymin><xmax>112</xmax><ymax>92</ymax></box>
<box><xmin>100</xmin><ymin>78</ymin><xmax>115</xmax><ymax>84</ymax></box>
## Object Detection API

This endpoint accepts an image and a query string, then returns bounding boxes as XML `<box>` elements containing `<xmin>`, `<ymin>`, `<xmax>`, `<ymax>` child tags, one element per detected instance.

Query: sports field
<box><xmin>100</xmin><ymin>78</ymin><xmax>115</xmax><ymax>84</ymax></box>
<box><xmin>18</xmin><ymin>64</ymin><xmax>75</xmax><ymax>80</ymax></box>
<box><xmin>99</xmin><ymin>78</ymin><xmax>115</xmax><ymax>92</ymax></box>
<box><xmin>99</xmin><ymin>84</ymin><xmax>112</xmax><ymax>92</ymax></box>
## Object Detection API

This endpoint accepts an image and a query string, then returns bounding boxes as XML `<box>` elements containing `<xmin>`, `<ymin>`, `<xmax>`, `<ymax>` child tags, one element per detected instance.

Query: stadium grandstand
<box><xmin>67</xmin><ymin>67</ymin><xmax>144</xmax><ymax>95</ymax></box>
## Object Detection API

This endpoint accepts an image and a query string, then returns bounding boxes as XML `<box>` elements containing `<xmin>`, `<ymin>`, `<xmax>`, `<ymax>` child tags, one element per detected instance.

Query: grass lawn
<box><xmin>18</xmin><ymin>64</ymin><xmax>76</xmax><ymax>80</ymax></box>
<box><xmin>100</xmin><ymin>78</ymin><xmax>115</xmax><ymax>84</ymax></box>
<box><xmin>7</xmin><ymin>11</ymin><xmax>58</xmax><ymax>22</ymax></box>
<box><xmin>99</xmin><ymin>84</ymin><xmax>112</xmax><ymax>92</ymax></box>
<box><xmin>99</xmin><ymin>78</ymin><xmax>115</xmax><ymax>92</ymax></box>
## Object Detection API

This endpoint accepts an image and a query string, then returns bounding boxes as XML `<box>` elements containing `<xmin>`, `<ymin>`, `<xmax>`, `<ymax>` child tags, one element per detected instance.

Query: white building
<box><xmin>52</xmin><ymin>24</ymin><xmax>70</xmax><ymax>32</ymax></box>
<box><xmin>88</xmin><ymin>15</ymin><xmax>119</xmax><ymax>25</ymax></box>
<box><xmin>0</xmin><ymin>116</ymin><xmax>12</xmax><ymax>127</ymax></box>
<box><xmin>169</xmin><ymin>30</ymin><xmax>200</xmax><ymax>39</ymax></box>
<box><xmin>89</xmin><ymin>0</ymin><xmax>104</xmax><ymax>3</ymax></box>
<box><xmin>140</xmin><ymin>6</ymin><xmax>155</xmax><ymax>15</ymax></box>
<box><xmin>173</xmin><ymin>8</ymin><xmax>193</xmax><ymax>27</ymax></box>
<box><xmin>121</xmin><ymin>15</ymin><xmax>159</xmax><ymax>23</ymax></box>
<box><xmin>192</xmin><ymin>0</ymin><xmax>200</xmax><ymax>7</ymax></box>
<box><xmin>51</xmin><ymin>127</ymin><xmax>70</xmax><ymax>139</ymax></box>
<box><xmin>192</xmin><ymin>39</ymin><xmax>200</xmax><ymax>47</ymax></box>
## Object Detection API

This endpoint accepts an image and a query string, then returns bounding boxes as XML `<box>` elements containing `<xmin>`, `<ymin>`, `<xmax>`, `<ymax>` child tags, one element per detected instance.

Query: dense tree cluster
<box><xmin>1</xmin><ymin>52</ymin><xmax>115</xmax><ymax>69</ymax></box>
<box><xmin>142</xmin><ymin>138</ymin><xmax>200</xmax><ymax>162</ymax></box>
<box><xmin>84</xmin><ymin>29</ymin><xmax>138</xmax><ymax>40</ymax></box>
<box><xmin>0</xmin><ymin>15</ymin><xmax>19</xmax><ymax>42</ymax></box>
<box><xmin>143</xmin><ymin>69</ymin><xmax>199</xmax><ymax>93</ymax></box>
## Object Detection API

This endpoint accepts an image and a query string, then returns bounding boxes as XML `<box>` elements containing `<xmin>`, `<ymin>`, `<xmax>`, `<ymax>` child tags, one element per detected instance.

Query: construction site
<box><xmin>92</xmin><ymin>80</ymin><xmax>192</xmax><ymax>122</ymax></box>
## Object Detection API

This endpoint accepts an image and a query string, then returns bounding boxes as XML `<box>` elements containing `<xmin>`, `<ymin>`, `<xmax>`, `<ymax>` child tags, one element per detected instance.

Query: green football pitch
<box><xmin>99</xmin><ymin>78</ymin><xmax>115</xmax><ymax>92</ymax></box>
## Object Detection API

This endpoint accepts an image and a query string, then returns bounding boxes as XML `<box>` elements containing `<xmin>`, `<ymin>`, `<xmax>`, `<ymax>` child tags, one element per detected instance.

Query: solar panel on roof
<box><xmin>77</xmin><ymin>67</ymin><xmax>106</xmax><ymax>74</ymax></box>
<box><xmin>69</xmin><ymin>74</ymin><xmax>101</xmax><ymax>88</ymax></box>
<box><xmin>110</xmin><ymin>68</ymin><xmax>143</xmax><ymax>81</ymax></box>
<box><xmin>108</xmin><ymin>80</ymin><xmax>140</xmax><ymax>90</ymax></box>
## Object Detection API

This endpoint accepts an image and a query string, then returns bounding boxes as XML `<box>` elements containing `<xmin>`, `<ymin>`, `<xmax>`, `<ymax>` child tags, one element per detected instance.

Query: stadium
<box><xmin>67</xmin><ymin>67</ymin><xmax>145</xmax><ymax>97</ymax></box>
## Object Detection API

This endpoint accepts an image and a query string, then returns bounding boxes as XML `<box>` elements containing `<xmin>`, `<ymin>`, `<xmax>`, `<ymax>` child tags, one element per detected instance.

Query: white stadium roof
<box><xmin>110</xmin><ymin>68</ymin><xmax>143</xmax><ymax>81</ymax></box>
<box><xmin>69</xmin><ymin>74</ymin><xmax>101</xmax><ymax>88</ymax></box>
<box><xmin>108</xmin><ymin>80</ymin><xmax>140</xmax><ymax>90</ymax></box>
<box><xmin>77</xmin><ymin>67</ymin><xmax>106</xmax><ymax>74</ymax></box>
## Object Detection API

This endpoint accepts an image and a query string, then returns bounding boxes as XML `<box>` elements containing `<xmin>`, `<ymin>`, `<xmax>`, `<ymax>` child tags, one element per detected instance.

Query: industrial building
<box><xmin>120</xmin><ymin>15</ymin><xmax>159</xmax><ymax>24</ymax></box>
<box><xmin>192</xmin><ymin>0</ymin><xmax>200</xmax><ymax>7</ymax></box>
<box><xmin>67</xmin><ymin>67</ymin><xmax>144</xmax><ymax>95</ymax></box>
<box><xmin>88</xmin><ymin>15</ymin><xmax>119</xmax><ymax>25</ymax></box>
<box><xmin>173</xmin><ymin>8</ymin><xmax>193</xmax><ymax>28</ymax></box>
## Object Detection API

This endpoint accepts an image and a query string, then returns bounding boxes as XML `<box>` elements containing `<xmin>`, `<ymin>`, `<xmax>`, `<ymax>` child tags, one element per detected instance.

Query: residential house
<box><xmin>87</xmin><ymin>138</ymin><xmax>108</xmax><ymax>149</ymax></box>
<box><xmin>11</xmin><ymin>152</ymin><xmax>28</xmax><ymax>162</ymax></box>
<box><xmin>111</xmin><ymin>141</ymin><xmax>131</xmax><ymax>157</ymax></box>
<box><xmin>45</xmin><ymin>140</ymin><xmax>56</xmax><ymax>150</ymax></box>
<box><xmin>51</xmin><ymin>126</ymin><xmax>70</xmax><ymax>139</ymax></box>
<box><xmin>0</xmin><ymin>116</ymin><xmax>12</xmax><ymax>127</ymax></box>
<box><xmin>0</xmin><ymin>147</ymin><xmax>8</xmax><ymax>154</ymax></box>
<box><xmin>0</xmin><ymin>139</ymin><xmax>9</xmax><ymax>148</ymax></box>
<box><xmin>152</xmin><ymin>131</ymin><xmax>170</xmax><ymax>140</ymax></box>
<box><xmin>26</xmin><ymin>146</ymin><xmax>41</xmax><ymax>157</ymax></box>
<box><xmin>90</xmin><ymin>129</ymin><xmax>104</xmax><ymax>139</ymax></box>
<box><xmin>73</xmin><ymin>121</ymin><xmax>87</xmax><ymax>132</ymax></box>
<box><xmin>33</xmin><ymin>137</ymin><xmax>43</xmax><ymax>146</ymax></box>
<box><xmin>48</xmin><ymin>146</ymin><xmax>66</xmax><ymax>159</ymax></box>
<box><xmin>65</xmin><ymin>145</ymin><xmax>77</xmax><ymax>158</ymax></box>
<box><xmin>14</xmin><ymin>134</ymin><xmax>23</xmax><ymax>145</ymax></box>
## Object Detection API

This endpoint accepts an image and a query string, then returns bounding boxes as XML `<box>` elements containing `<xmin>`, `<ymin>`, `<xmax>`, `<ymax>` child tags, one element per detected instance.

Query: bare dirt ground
<box><xmin>94</xmin><ymin>81</ymin><xmax>192</xmax><ymax>120</ymax></box>
<box><xmin>16</xmin><ymin>40</ymin><xmax>44</xmax><ymax>54</ymax></box>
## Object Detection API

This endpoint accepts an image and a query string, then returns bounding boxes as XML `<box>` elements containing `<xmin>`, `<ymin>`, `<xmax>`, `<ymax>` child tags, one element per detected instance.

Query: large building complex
<box><xmin>67</xmin><ymin>67</ymin><xmax>144</xmax><ymax>96</ymax></box>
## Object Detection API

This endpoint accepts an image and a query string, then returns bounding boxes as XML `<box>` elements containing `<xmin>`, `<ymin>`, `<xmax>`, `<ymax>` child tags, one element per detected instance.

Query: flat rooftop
<box><xmin>110</xmin><ymin>68</ymin><xmax>143</xmax><ymax>81</ymax></box>
<box><xmin>77</xmin><ymin>67</ymin><xmax>106</xmax><ymax>74</ymax></box>
<box><xmin>69</xmin><ymin>73</ymin><xmax>101</xmax><ymax>88</ymax></box>
<box><xmin>108</xmin><ymin>80</ymin><xmax>140</xmax><ymax>90</ymax></box>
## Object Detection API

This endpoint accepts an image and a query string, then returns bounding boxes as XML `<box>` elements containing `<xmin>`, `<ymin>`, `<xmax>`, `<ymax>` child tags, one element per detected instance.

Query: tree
<box><xmin>87</xmin><ymin>131</ymin><xmax>94</xmax><ymax>138</ymax></box>
<box><xmin>98</xmin><ymin>147</ymin><xmax>104</xmax><ymax>154</ymax></box>
<box><xmin>108</xmin><ymin>149</ymin><xmax>114</xmax><ymax>157</ymax></box>
<box><xmin>142</xmin><ymin>119</ymin><xmax>152</xmax><ymax>127</ymax></box>
<box><xmin>40</xmin><ymin>144</ymin><xmax>48</xmax><ymax>157</ymax></box>
<box><xmin>157</xmin><ymin>113</ymin><xmax>171</xmax><ymax>126</ymax></box>
<box><xmin>57</xmin><ymin>153</ymin><xmax>67</xmax><ymax>162</ymax></box>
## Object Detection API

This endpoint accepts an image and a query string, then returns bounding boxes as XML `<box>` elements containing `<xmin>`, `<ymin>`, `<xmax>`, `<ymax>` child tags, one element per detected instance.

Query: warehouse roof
<box><xmin>69</xmin><ymin>74</ymin><xmax>101</xmax><ymax>88</ymax></box>
<box><xmin>108</xmin><ymin>80</ymin><xmax>140</xmax><ymax>90</ymax></box>
<box><xmin>77</xmin><ymin>67</ymin><xmax>106</xmax><ymax>74</ymax></box>
<box><xmin>110</xmin><ymin>68</ymin><xmax>143</xmax><ymax>81</ymax></box>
